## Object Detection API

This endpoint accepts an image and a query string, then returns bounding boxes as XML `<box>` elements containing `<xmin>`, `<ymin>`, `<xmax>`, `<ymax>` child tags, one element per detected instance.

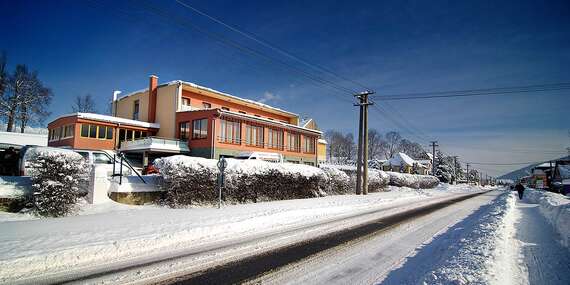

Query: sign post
<box><xmin>217</xmin><ymin>157</ymin><xmax>228</xmax><ymax>209</ymax></box>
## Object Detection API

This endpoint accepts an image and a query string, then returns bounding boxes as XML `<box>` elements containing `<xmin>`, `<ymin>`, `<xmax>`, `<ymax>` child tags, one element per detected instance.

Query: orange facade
<box><xmin>47</xmin><ymin>115</ymin><xmax>157</xmax><ymax>151</ymax></box>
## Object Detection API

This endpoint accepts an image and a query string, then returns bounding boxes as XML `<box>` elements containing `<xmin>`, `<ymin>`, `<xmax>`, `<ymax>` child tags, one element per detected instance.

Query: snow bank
<box><xmin>524</xmin><ymin>189</ymin><xmax>570</xmax><ymax>247</ymax></box>
<box><xmin>387</xmin><ymin>171</ymin><xmax>439</xmax><ymax>189</ymax></box>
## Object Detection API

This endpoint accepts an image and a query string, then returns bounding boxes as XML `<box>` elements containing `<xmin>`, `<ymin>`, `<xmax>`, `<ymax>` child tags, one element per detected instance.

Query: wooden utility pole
<box><xmin>430</xmin><ymin>141</ymin><xmax>438</xmax><ymax>176</ymax></box>
<box><xmin>354</xmin><ymin>91</ymin><xmax>374</xmax><ymax>195</ymax></box>
<box><xmin>355</xmin><ymin>97</ymin><xmax>364</xmax><ymax>195</ymax></box>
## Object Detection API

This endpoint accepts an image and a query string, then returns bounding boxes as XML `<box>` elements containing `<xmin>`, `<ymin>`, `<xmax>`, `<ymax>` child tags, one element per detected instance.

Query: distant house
<box><xmin>382</xmin><ymin>152</ymin><xmax>428</xmax><ymax>174</ymax></box>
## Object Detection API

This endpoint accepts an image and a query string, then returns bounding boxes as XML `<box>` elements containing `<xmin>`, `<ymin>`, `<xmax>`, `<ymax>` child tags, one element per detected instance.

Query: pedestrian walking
<box><xmin>515</xmin><ymin>182</ymin><xmax>525</xmax><ymax>200</ymax></box>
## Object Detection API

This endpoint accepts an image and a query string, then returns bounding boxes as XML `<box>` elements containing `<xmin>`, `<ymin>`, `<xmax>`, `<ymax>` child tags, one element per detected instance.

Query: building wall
<box><xmin>317</xmin><ymin>141</ymin><xmax>327</xmax><ymax>162</ymax></box>
<box><xmin>155</xmin><ymin>84</ymin><xmax>179</xmax><ymax>138</ymax></box>
<box><xmin>115</xmin><ymin>91</ymin><xmax>149</xmax><ymax>122</ymax></box>
<box><xmin>175</xmin><ymin>110</ymin><xmax>318</xmax><ymax>165</ymax></box>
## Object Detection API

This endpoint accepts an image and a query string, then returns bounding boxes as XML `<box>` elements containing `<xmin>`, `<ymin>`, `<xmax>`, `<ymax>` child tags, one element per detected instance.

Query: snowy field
<box><xmin>0</xmin><ymin>184</ymin><xmax>485</xmax><ymax>284</ymax></box>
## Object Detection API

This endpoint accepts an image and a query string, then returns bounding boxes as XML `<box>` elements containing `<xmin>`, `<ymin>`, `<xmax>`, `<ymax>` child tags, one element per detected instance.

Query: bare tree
<box><xmin>399</xmin><ymin>139</ymin><xmax>426</xmax><ymax>159</ymax></box>
<box><xmin>383</xmin><ymin>131</ymin><xmax>402</xmax><ymax>159</ymax></box>
<box><xmin>324</xmin><ymin>130</ymin><xmax>356</xmax><ymax>163</ymax></box>
<box><xmin>368</xmin><ymin>129</ymin><xmax>385</xmax><ymax>160</ymax></box>
<box><xmin>72</xmin><ymin>94</ymin><xmax>97</xmax><ymax>113</ymax></box>
<box><xmin>1</xmin><ymin>65</ymin><xmax>53</xmax><ymax>132</ymax></box>
<box><xmin>0</xmin><ymin>52</ymin><xmax>7</xmax><ymax>99</ymax></box>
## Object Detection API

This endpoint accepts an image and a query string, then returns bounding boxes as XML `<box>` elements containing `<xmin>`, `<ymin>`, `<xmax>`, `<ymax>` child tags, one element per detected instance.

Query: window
<box><xmin>303</xmin><ymin>136</ymin><xmax>316</xmax><ymax>153</ymax></box>
<box><xmin>134</xmin><ymin>130</ymin><xmax>141</xmax><ymax>139</ymax></box>
<box><xmin>179</xmin><ymin>122</ymin><xmax>190</xmax><ymax>140</ymax></box>
<box><xmin>192</xmin><ymin>118</ymin><xmax>208</xmax><ymax>139</ymax></box>
<box><xmin>88</xmin><ymin>125</ymin><xmax>97</xmax><ymax>138</ymax></box>
<box><xmin>202</xmin><ymin>102</ymin><xmax>211</xmax><ymax>109</ymax></box>
<box><xmin>245</xmin><ymin>124</ymin><xmax>264</xmax><ymax>147</ymax></box>
<box><xmin>106</xmin><ymin>127</ymin><xmax>113</xmax><ymax>140</ymax></box>
<box><xmin>126</xmin><ymin>130</ymin><xmax>133</xmax><ymax>141</ymax></box>
<box><xmin>268</xmin><ymin>128</ymin><xmax>284</xmax><ymax>149</ymax></box>
<box><xmin>98</xmin><ymin>126</ymin><xmax>107</xmax><ymax>139</ymax></box>
<box><xmin>81</xmin><ymin>124</ymin><xmax>89</xmax><ymax>137</ymax></box>
<box><xmin>59</xmin><ymin>125</ymin><xmax>74</xmax><ymax>139</ymax></box>
<box><xmin>288</xmin><ymin>132</ymin><xmax>301</xmax><ymax>152</ymax></box>
<box><xmin>182</xmin><ymin>98</ymin><xmax>191</xmax><ymax>106</ymax></box>
<box><xmin>93</xmin><ymin>152</ymin><xmax>113</xmax><ymax>164</ymax></box>
<box><xmin>133</xmin><ymin>100</ymin><xmax>140</xmax><ymax>120</ymax></box>
<box><xmin>119</xmin><ymin>129</ymin><xmax>126</xmax><ymax>141</ymax></box>
<box><xmin>221</xmin><ymin>107</ymin><xmax>230</xmax><ymax>111</ymax></box>
<box><xmin>220</xmin><ymin>119</ymin><xmax>241</xmax><ymax>144</ymax></box>
<box><xmin>76</xmin><ymin>151</ymin><xmax>89</xmax><ymax>161</ymax></box>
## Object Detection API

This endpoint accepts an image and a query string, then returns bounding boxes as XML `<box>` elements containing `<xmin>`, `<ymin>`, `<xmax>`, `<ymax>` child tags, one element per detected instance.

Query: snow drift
<box><xmin>320</xmin><ymin>164</ymin><xmax>390</xmax><ymax>193</ymax></box>
<box><xmin>524</xmin><ymin>189</ymin><xmax>570</xmax><ymax>247</ymax></box>
<box><xmin>387</xmin><ymin>171</ymin><xmax>439</xmax><ymax>189</ymax></box>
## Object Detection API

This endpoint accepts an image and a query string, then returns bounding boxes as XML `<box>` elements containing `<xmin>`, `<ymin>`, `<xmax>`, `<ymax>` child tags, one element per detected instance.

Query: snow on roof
<box><xmin>218</xmin><ymin>109</ymin><xmax>321</xmax><ymax>135</ymax></box>
<box><xmin>318</xmin><ymin>138</ymin><xmax>328</xmax><ymax>144</ymax></box>
<box><xmin>117</xmin><ymin>80</ymin><xmax>298</xmax><ymax>118</ymax></box>
<box><xmin>384</xmin><ymin>152</ymin><xmax>427</xmax><ymax>168</ymax></box>
<box><xmin>50</xmin><ymin>113</ymin><xmax>160</xmax><ymax>129</ymax></box>
<box><xmin>0</xmin><ymin>131</ymin><xmax>47</xmax><ymax>147</ymax></box>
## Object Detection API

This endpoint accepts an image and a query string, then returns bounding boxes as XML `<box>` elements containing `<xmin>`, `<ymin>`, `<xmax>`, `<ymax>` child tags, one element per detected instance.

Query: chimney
<box><xmin>112</xmin><ymin>90</ymin><xmax>121</xmax><ymax>117</ymax></box>
<box><xmin>148</xmin><ymin>75</ymin><xmax>158</xmax><ymax>123</ymax></box>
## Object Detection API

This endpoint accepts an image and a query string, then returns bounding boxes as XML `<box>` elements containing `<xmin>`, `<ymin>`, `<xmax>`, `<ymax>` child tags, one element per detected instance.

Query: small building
<box><xmin>47</xmin><ymin>75</ymin><xmax>321</xmax><ymax>167</ymax></box>
<box><xmin>382</xmin><ymin>152</ymin><xmax>428</xmax><ymax>174</ymax></box>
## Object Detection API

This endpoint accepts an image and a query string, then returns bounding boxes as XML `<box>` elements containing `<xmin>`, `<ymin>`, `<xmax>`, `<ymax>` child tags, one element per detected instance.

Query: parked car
<box><xmin>233</xmin><ymin>151</ymin><xmax>284</xmax><ymax>163</ymax></box>
<box><xmin>551</xmin><ymin>160</ymin><xmax>570</xmax><ymax>195</ymax></box>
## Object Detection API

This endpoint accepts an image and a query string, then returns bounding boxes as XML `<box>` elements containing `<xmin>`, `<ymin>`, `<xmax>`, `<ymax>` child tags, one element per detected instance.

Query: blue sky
<box><xmin>1</xmin><ymin>0</ymin><xmax>569</xmax><ymax>175</ymax></box>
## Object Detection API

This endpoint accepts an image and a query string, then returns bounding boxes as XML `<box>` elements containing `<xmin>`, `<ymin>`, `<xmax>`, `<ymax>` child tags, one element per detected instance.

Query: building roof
<box><xmin>50</xmin><ymin>113</ymin><xmax>160</xmax><ymax>129</ymax></box>
<box><xmin>384</xmin><ymin>152</ymin><xmax>427</xmax><ymax>168</ymax></box>
<box><xmin>116</xmin><ymin>80</ymin><xmax>298</xmax><ymax>118</ymax></box>
<box><xmin>217</xmin><ymin>109</ymin><xmax>321</xmax><ymax>135</ymax></box>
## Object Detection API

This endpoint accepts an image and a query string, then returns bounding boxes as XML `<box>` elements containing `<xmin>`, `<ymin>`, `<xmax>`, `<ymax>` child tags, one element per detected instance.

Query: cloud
<box><xmin>257</xmin><ymin>91</ymin><xmax>280</xmax><ymax>104</ymax></box>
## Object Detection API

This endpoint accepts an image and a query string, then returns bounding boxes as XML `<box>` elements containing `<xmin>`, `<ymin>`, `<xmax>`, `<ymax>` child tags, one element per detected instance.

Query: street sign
<box><xmin>217</xmin><ymin>157</ymin><xmax>227</xmax><ymax>209</ymax></box>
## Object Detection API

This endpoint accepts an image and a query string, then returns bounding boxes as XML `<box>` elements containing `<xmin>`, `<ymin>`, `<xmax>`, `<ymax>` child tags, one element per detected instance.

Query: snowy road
<box><xmin>248</xmin><ymin>191</ymin><xmax>503</xmax><ymax>285</ymax></box>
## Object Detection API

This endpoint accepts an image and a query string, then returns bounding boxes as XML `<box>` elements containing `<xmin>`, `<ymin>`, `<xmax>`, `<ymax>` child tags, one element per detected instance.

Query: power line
<box><xmin>372</xmin><ymin>83</ymin><xmax>570</xmax><ymax>101</ymax></box>
<box><xmin>128</xmin><ymin>0</ymin><xmax>360</xmax><ymax>100</ymax></box>
<box><xmin>174</xmin><ymin>0</ymin><xmax>372</xmax><ymax>92</ymax></box>
<box><xmin>465</xmin><ymin>161</ymin><xmax>542</xmax><ymax>166</ymax></box>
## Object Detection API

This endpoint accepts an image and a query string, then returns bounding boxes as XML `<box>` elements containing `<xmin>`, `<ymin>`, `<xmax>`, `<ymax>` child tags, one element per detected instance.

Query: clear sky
<box><xmin>2</xmin><ymin>0</ymin><xmax>569</xmax><ymax>176</ymax></box>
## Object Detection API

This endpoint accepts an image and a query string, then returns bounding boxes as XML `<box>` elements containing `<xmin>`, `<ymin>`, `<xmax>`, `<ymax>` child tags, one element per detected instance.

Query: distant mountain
<box><xmin>499</xmin><ymin>155</ymin><xmax>570</xmax><ymax>181</ymax></box>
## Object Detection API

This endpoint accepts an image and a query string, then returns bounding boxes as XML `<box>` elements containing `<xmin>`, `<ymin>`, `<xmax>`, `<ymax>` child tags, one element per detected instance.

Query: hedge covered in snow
<box><xmin>524</xmin><ymin>189</ymin><xmax>570</xmax><ymax>247</ymax></box>
<box><xmin>387</xmin><ymin>172</ymin><xmax>440</xmax><ymax>189</ymax></box>
<box><xmin>155</xmin><ymin>156</ymin><xmax>331</xmax><ymax>207</ymax></box>
<box><xmin>26</xmin><ymin>147</ymin><xmax>89</xmax><ymax>217</ymax></box>
<box><xmin>320</xmin><ymin>164</ymin><xmax>389</xmax><ymax>193</ymax></box>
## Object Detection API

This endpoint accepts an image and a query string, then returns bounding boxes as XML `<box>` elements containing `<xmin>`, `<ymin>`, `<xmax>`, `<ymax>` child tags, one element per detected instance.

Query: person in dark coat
<box><xmin>515</xmin><ymin>182</ymin><xmax>525</xmax><ymax>200</ymax></box>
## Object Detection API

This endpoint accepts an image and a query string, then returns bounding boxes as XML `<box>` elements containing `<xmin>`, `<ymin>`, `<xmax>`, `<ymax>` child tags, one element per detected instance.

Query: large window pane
<box><xmin>81</xmin><ymin>124</ymin><xmax>89</xmax><ymax>137</ymax></box>
<box><xmin>89</xmin><ymin>125</ymin><xmax>97</xmax><ymax>138</ymax></box>
<box><xmin>106</xmin><ymin>127</ymin><xmax>113</xmax><ymax>140</ymax></box>
<box><xmin>119</xmin><ymin>129</ymin><xmax>126</xmax><ymax>141</ymax></box>
<box><xmin>192</xmin><ymin>119</ymin><xmax>208</xmax><ymax>139</ymax></box>
<box><xmin>98</xmin><ymin>126</ymin><xmax>106</xmax><ymax>139</ymax></box>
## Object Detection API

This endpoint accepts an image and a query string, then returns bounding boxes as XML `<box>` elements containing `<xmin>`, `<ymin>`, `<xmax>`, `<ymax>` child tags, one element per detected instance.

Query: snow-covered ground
<box><xmin>0</xmin><ymin>184</ymin><xmax>484</xmax><ymax>284</ymax></box>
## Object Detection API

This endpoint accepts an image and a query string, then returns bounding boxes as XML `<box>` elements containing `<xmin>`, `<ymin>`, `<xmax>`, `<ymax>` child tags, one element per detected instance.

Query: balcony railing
<box><xmin>120</xmin><ymin>136</ymin><xmax>190</xmax><ymax>153</ymax></box>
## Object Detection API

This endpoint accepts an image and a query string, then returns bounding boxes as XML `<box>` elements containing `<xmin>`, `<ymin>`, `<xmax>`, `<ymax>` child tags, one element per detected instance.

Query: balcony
<box><xmin>120</xmin><ymin>136</ymin><xmax>190</xmax><ymax>153</ymax></box>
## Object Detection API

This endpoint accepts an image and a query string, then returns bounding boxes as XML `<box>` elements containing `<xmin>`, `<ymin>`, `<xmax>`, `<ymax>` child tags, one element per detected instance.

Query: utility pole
<box><xmin>466</xmin><ymin>163</ymin><xmax>470</xmax><ymax>185</ymax></box>
<box><xmin>430</xmin><ymin>141</ymin><xmax>438</xmax><ymax>176</ymax></box>
<box><xmin>354</xmin><ymin>91</ymin><xmax>374</xmax><ymax>195</ymax></box>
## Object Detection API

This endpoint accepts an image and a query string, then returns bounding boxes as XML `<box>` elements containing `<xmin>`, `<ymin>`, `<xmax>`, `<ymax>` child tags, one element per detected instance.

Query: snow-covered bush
<box><xmin>388</xmin><ymin>172</ymin><xmax>439</xmax><ymax>189</ymax></box>
<box><xmin>26</xmin><ymin>147</ymin><xmax>88</xmax><ymax>217</ymax></box>
<box><xmin>320</xmin><ymin>166</ymin><xmax>351</xmax><ymax>195</ymax></box>
<box><xmin>154</xmin><ymin>156</ymin><xmax>217</xmax><ymax>207</ymax></box>
<box><xmin>155</xmin><ymin>156</ymin><xmax>330</xmax><ymax>206</ymax></box>
<box><xmin>320</xmin><ymin>164</ymin><xmax>390</xmax><ymax>192</ymax></box>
